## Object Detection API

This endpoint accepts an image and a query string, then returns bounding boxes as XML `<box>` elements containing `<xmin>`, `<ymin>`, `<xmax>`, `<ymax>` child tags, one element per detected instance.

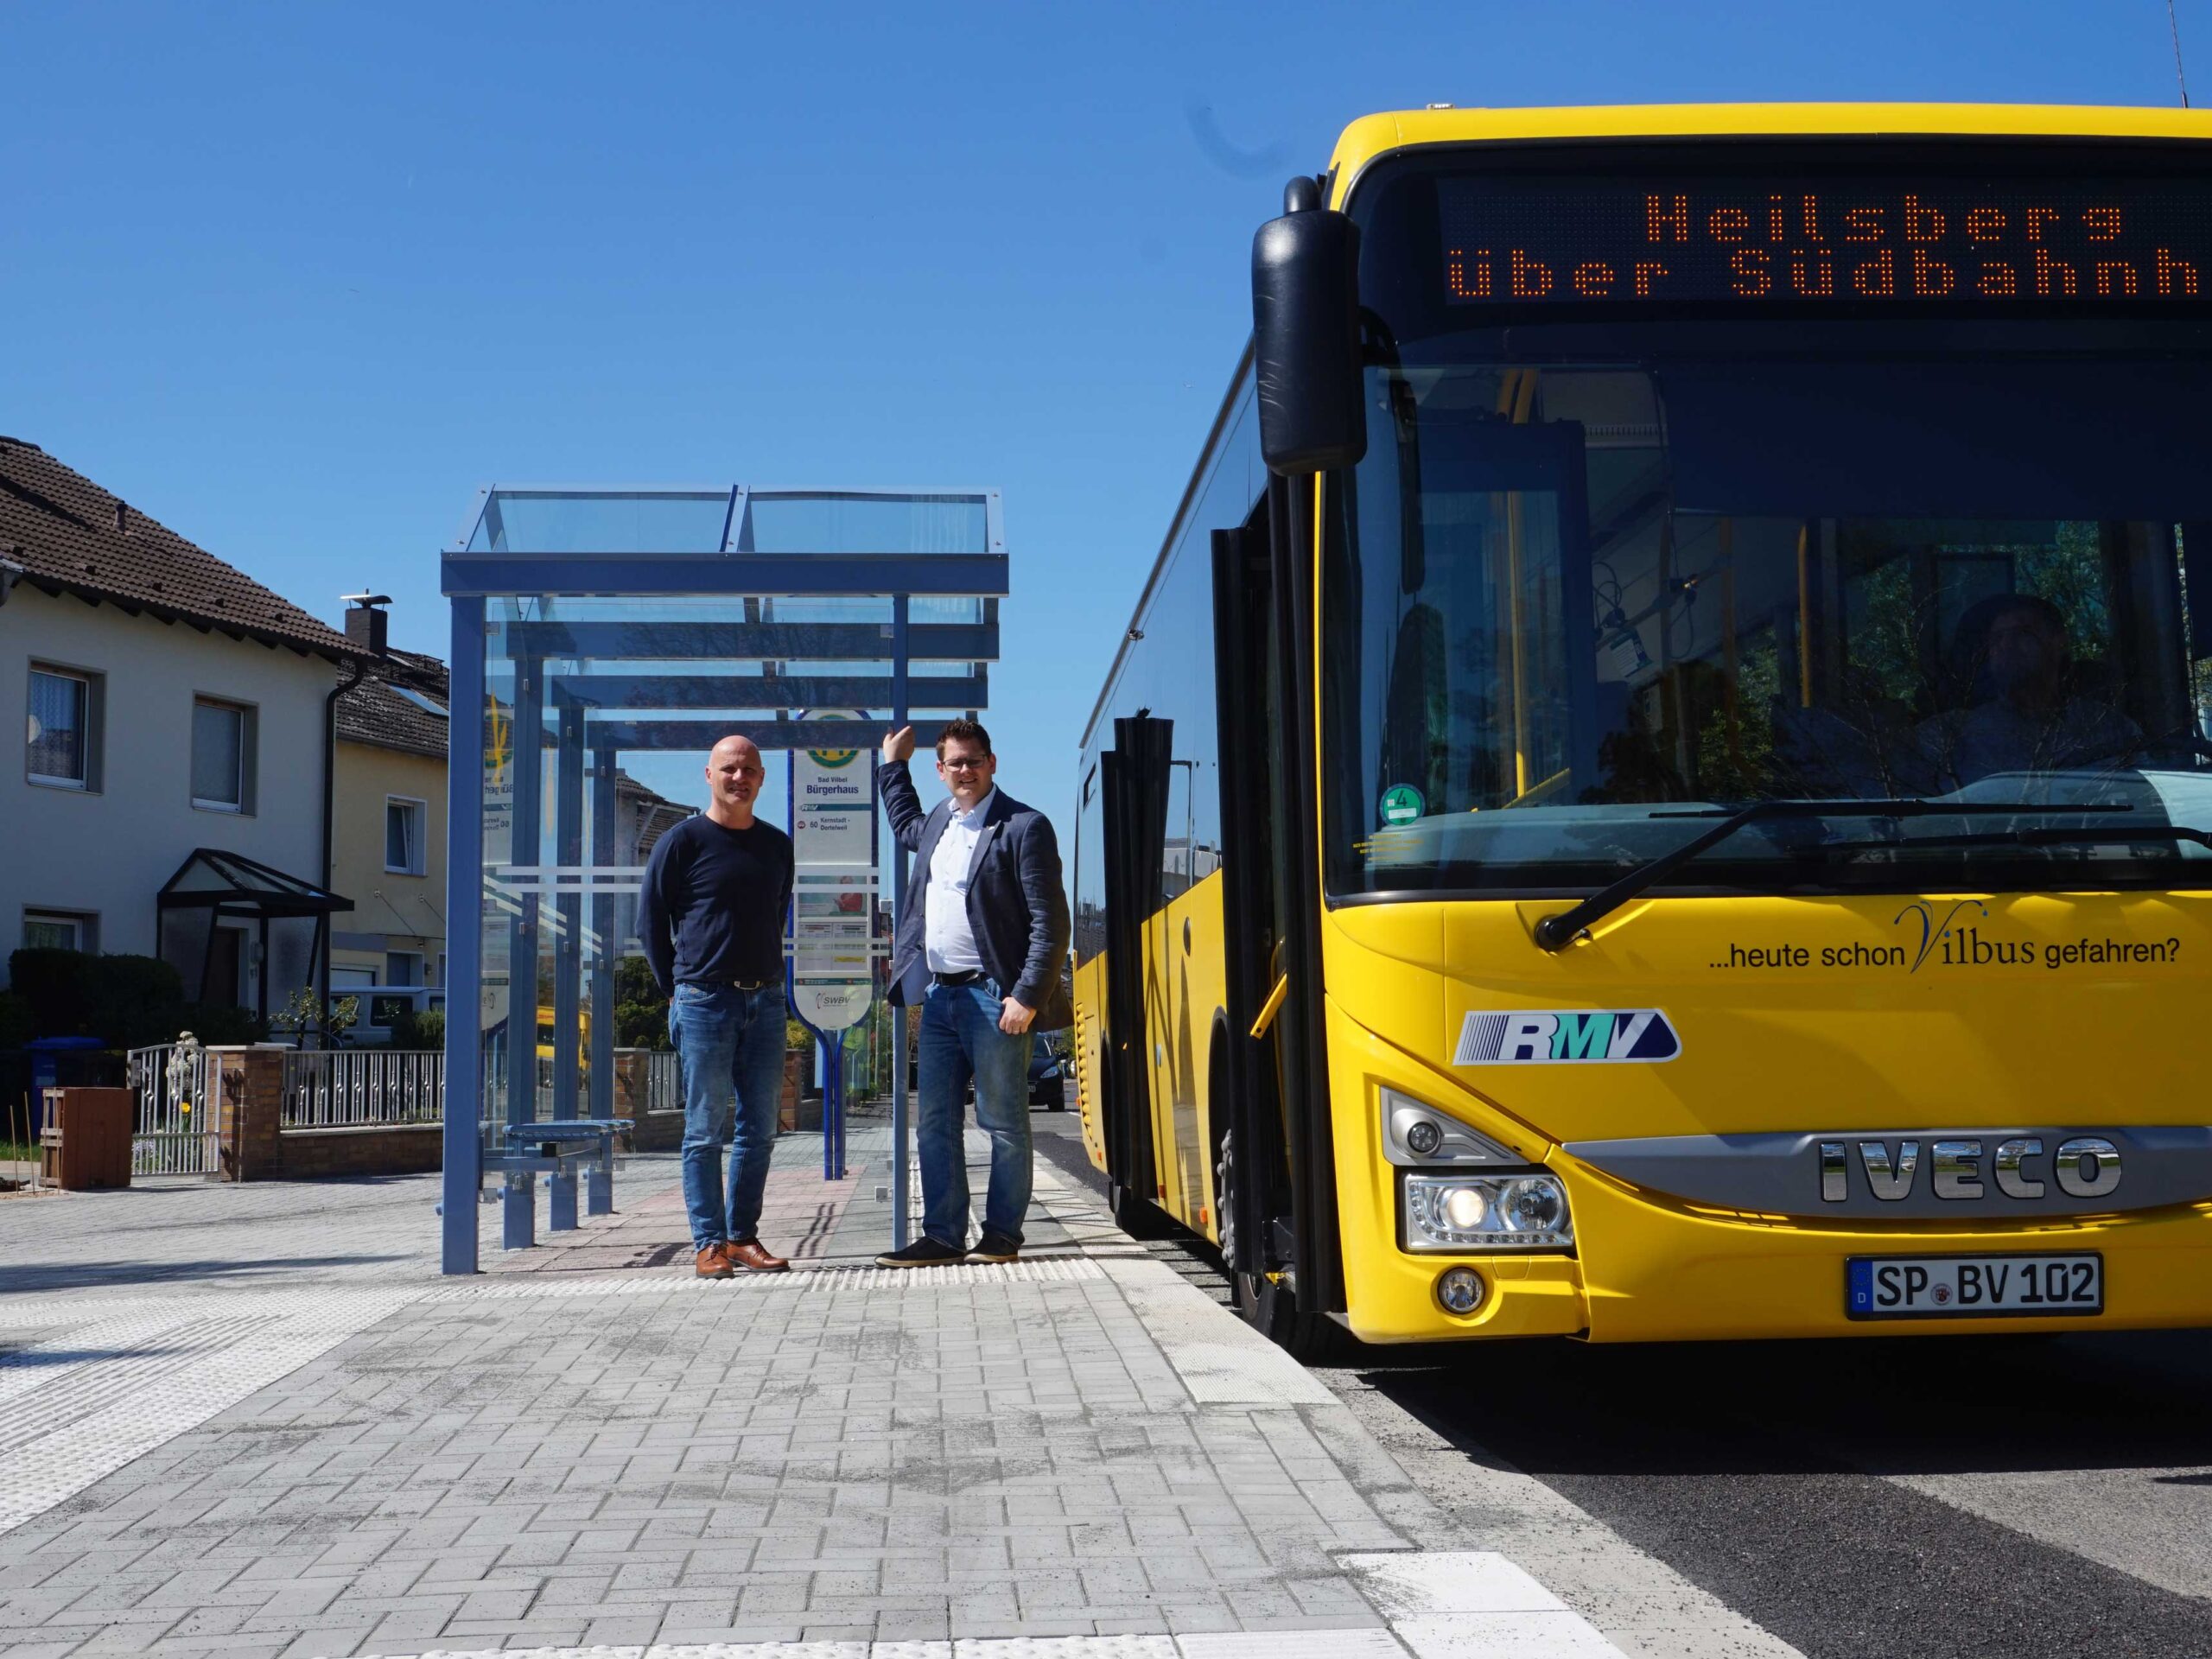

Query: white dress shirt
<box><xmin>925</xmin><ymin>789</ymin><xmax>995</xmax><ymax>975</ymax></box>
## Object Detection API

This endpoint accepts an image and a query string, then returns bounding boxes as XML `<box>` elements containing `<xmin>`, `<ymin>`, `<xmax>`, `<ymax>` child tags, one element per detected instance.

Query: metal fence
<box><xmin>633</xmin><ymin>1049</ymin><xmax>681</xmax><ymax>1116</ymax></box>
<box><xmin>124</xmin><ymin>1044</ymin><xmax>687</xmax><ymax>1166</ymax></box>
<box><xmin>126</xmin><ymin>1045</ymin><xmax>216</xmax><ymax>1175</ymax></box>
<box><xmin>282</xmin><ymin>1049</ymin><xmax>444</xmax><ymax>1128</ymax></box>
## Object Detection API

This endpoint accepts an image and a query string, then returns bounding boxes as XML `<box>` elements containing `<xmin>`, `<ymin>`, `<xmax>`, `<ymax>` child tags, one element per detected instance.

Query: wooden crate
<box><xmin>41</xmin><ymin>1087</ymin><xmax>134</xmax><ymax>1190</ymax></box>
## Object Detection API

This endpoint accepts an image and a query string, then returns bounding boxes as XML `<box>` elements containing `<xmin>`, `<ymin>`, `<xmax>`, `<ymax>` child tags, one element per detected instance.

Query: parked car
<box><xmin>1027</xmin><ymin>1048</ymin><xmax>1065</xmax><ymax>1111</ymax></box>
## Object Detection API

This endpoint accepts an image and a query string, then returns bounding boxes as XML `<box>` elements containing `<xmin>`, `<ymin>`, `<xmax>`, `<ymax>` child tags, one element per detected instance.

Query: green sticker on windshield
<box><xmin>1380</xmin><ymin>784</ymin><xmax>1425</xmax><ymax>825</ymax></box>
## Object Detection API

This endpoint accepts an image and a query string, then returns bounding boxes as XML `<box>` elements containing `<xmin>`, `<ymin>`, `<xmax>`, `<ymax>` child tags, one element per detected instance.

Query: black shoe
<box><xmin>875</xmin><ymin>1236</ymin><xmax>967</xmax><ymax>1268</ymax></box>
<box><xmin>968</xmin><ymin>1231</ymin><xmax>1020</xmax><ymax>1263</ymax></box>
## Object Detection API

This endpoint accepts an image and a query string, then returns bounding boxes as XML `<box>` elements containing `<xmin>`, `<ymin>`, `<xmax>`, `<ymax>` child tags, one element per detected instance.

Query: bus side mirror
<box><xmin>1251</xmin><ymin>177</ymin><xmax>1367</xmax><ymax>477</ymax></box>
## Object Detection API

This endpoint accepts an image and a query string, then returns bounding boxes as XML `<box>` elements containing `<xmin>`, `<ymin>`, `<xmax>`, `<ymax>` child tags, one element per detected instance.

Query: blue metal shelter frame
<box><xmin>439</xmin><ymin>486</ymin><xmax>1005</xmax><ymax>1274</ymax></box>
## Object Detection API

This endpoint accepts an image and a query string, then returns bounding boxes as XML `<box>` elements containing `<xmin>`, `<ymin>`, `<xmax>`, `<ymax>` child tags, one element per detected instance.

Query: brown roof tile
<box><xmin>337</xmin><ymin>650</ymin><xmax>449</xmax><ymax>760</ymax></box>
<box><xmin>0</xmin><ymin>436</ymin><xmax>361</xmax><ymax>658</ymax></box>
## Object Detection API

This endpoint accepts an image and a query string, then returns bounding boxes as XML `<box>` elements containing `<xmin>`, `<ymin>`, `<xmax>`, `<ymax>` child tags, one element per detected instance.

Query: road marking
<box><xmin>1338</xmin><ymin>1549</ymin><xmax>1569</xmax><ymax>1615</ymax></box>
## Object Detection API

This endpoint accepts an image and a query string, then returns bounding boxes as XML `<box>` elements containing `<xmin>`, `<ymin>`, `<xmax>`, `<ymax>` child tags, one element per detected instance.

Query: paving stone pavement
<box><xmin>0</xmin><ymin>1109</ymin><xmax>1623</xmax><ymax>1659</ymax></box>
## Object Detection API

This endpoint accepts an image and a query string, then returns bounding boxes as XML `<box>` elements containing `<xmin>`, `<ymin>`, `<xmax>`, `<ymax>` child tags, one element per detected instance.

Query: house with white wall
<box><xmin>327</xmin><ymin>642</ymin><xmax>695</xmax><ymax>1041</ymax></box>
<box><xmin>0</xmin><ymin>435</ymin><xmax>366</xmax><ymax>1021</ymax></box>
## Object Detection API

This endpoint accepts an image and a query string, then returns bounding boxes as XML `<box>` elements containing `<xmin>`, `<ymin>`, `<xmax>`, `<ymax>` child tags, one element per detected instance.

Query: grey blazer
<box><xmin>879</xmin><ymin>763</ymin><xmax>1072</xmax><ymax>1031</ymax></box>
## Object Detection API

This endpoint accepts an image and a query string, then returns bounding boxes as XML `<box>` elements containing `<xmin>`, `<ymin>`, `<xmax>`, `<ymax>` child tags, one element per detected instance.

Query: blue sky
<box><xmin>4</xmin><ymin>0</ymin><xmax>2204</xmax><ymax>837</ymax></box>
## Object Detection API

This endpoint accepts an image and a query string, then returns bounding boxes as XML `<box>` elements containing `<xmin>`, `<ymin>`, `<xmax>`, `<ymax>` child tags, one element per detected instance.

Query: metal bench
<box><xmin>486</xmin><ymin>1116</ymin><xmax>634</xmax><ymax>1244</ymax></box>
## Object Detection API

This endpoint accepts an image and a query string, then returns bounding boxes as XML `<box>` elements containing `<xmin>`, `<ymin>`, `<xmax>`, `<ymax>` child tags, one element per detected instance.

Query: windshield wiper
<box><xmin>1531</xmin><ymin>798</ymin><xmax>2133</xmax><ymax>951</ymax></box>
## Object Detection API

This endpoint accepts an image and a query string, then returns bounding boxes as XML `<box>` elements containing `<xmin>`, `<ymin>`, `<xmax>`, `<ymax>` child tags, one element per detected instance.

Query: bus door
<box><xmin>1098</xmin><ymin>715</ymin><xmax>1174</xmax><ymax>1221</ymax></box>
<box><xmin>1210</xmin><ymin>513</ymin><xmax>1292</xmax><ymax>1281</ymax></box>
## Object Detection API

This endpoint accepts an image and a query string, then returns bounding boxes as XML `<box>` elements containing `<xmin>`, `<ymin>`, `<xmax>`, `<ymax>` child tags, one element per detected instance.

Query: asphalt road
<box><xmin>1029</xmin><ymin>1116</ymin><xmax>2212</xmax><ymax>1659</ymax></box>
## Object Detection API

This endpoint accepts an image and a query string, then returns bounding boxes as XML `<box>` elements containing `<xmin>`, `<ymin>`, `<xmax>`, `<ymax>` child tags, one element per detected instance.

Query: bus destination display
<box><xmin>1437</xmin><ymin>175</ymin><xmax>2212</xmax><ymax>310</ymax></box>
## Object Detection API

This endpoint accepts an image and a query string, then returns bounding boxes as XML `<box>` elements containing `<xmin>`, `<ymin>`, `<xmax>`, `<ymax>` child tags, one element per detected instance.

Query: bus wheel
<box><xmin>1217</xmin><ymin>1131</ymin><xmax>1349</xmax><ymax>1365</ymax></box>
<box><xmin>1109</xmin><ymin>1180</ymin><xmax>1173</xmax><ymax>1239</ymax></box>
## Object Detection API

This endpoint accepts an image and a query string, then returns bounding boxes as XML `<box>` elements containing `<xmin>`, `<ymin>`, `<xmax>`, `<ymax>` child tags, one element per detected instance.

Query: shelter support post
<box><xmin>588</xmin><ymin>742</ymin><xmax>618</xmax><ymax>1217</ymax></box>
<box><xmin>890</xmin><ymin>594</ymin><xmax>911</xmax><ymax>1249</ymax></box>
<box><xmin>549</xmin><ymin>701</ymin><xmax>585</xmax><ymax>1231</ymax></box>
<box><xmin>441</xmin><ymin>596</ymin><xmax>487</xmax><ymax>1274</ymax></box>
<box><xmin>505</xmin><ymin>653</ymin><xmax>543</xmax><ymax>1251</ymax></box>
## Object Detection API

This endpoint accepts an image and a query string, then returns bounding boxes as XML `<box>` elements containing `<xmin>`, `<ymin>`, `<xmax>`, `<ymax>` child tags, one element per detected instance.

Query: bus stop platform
<box><xmin>0</xmin><ymin>1113</ymin><xmax>1643</xmax><ymax>1659</ymax></box>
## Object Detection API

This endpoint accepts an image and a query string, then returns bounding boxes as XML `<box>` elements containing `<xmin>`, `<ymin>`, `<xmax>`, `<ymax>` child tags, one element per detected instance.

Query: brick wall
<box><xmin>210</xmin><ymin>1048</ymin><xmax>442</xmax><ymax>1180</ymax></box>
<box><xmin>278</xmin><ymin>1123</ymin><xmax>443</xmax><ymax>1178</ymax></box>
<box><xmin>212</xmin><ymin>1048</ymin><xmax>284</xmax><ymax>1182</ymax></box>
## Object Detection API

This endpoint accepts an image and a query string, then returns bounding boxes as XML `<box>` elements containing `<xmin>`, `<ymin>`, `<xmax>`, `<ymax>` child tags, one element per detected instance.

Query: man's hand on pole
<box><xmin>881</xmin><ymin>725</ymin><xmax>916</xmax><ymax>764</ymax></box>
<box><xmin>998</xmin><ymin>997</ymin><xmax>1036</xmax><ymax>1035</ymax></box>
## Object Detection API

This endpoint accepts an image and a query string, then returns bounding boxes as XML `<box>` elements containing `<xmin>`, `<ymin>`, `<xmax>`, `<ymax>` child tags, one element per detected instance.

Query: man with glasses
<box><xmin>874</xmin><ymin>718</ymin><xmax>1071</xmax><ymax>1266</ymax></box>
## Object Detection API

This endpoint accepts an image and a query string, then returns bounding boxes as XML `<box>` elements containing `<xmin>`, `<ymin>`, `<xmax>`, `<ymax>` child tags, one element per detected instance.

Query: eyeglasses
<box><xmin>940</xmin><ymin>755</ymin><xmax>990</xmax><ymax>770</ymax></box>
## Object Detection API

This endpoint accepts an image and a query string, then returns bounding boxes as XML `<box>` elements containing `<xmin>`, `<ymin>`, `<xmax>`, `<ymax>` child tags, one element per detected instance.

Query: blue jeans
<box><xmin>669</xmin><ymin>983</ymin><xmax>786</xmax><ymax>1251</ymax></box>
<box><xmin>917</xmin><ymin>976</ymin><xmax>1034</xmax><ymax>1247</ymax></box>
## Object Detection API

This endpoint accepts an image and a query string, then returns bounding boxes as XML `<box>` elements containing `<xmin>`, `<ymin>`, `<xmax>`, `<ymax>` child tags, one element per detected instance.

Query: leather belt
<box><xmin>931</xmin><ymin>969</ymin><xmax>984</xmax><ymax>988</ymax></box>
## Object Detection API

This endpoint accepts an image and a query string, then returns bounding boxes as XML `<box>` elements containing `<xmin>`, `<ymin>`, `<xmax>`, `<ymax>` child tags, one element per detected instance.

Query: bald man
<box><xmin>639</xmin><ymin>735</ymin><xmax>795</xmax><ymax>1276</ymax></box>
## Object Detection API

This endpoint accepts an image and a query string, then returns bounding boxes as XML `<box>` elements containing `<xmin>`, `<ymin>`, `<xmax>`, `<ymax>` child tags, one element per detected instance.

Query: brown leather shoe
<box><xmin>723</xmin><ymin>1237</ymin><xmax>790</xmax><ymax>1273</ymax></box>
<box><xmin>695</xmin><ymin>1243</ymin><xmax>733</xmax><ymax>1279</ymax></box>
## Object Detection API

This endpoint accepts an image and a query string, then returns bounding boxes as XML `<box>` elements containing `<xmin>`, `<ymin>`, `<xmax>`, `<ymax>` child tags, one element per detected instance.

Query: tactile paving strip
<box><xmin>0</xmin><ymin>1285</ymin><xmax>421</xmax><ymax>1535</ymax></box>
<box><xmin>427</xmin><ymin>1255</ymin><xmax>1109</xmax><ymax>1299</ymax></box>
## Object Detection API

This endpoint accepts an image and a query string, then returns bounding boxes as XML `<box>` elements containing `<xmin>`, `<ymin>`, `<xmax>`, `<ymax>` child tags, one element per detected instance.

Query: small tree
<box><xmin>390</xmin><ymin>1007</ymin><xmax>446</xmax><ymax>1050</ymax></box>
<box><xmin>272</xmin><ymin>987</ymin><xmax>357</xmax><ymax>1049</ymax></box>
<box><xmin>612</xmin><ymin>956</ymin><xmax>672</xmax><ymax>1050</ymax></box>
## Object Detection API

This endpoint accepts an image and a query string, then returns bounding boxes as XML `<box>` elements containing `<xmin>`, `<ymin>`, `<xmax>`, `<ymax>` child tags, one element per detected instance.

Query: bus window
<box><xmin>1073</xmin><ymin>766</ymin><xmax>1105</xmax><ymax>963</ymax></box>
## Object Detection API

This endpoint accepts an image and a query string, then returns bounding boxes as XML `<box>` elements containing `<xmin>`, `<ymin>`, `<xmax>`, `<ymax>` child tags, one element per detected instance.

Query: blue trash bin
<box><xmin>27</xmin><ymin>1037</ymin><xmax>108</xmax><ymax>1134</ymax></box>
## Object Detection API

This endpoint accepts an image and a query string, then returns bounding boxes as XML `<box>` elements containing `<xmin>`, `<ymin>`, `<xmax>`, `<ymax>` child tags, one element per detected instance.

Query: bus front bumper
<box><xmin>1339</xmin><ymin>1152</ymin><xmax>2212</xmax><ymax>1344</ymax></box>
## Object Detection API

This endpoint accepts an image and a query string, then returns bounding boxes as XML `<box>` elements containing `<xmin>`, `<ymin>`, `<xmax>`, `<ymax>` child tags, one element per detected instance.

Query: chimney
<box><xmin>342</xmin><ymin>593</ymin><xmax>391</xmax><ymax>656</ymax></box>
<box><xmin>114</xmin><ymin>500</ymin><xmax>128</xmax><ymax>533</ymax></box>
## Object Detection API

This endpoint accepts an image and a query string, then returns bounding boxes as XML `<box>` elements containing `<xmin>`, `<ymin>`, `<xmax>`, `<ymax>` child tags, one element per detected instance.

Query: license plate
<box><xmin>1846</xmin><ymin>1253</ymin><xmax>2102</xmax><ymax>1320</ymax></box>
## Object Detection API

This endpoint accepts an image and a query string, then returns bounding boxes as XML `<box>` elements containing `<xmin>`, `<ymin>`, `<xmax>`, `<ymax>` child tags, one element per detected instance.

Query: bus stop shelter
<box><xmin>437</xmin><ymin>486</ymin><xmax>1005</xmax><ymax>1274</ymax></box>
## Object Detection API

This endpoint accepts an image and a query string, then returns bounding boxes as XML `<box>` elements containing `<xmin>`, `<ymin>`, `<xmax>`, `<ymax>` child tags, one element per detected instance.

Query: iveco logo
<box><xmin>1819</xmin><ymin>1136</ymin><xmax>2122</xmax><ymax>1204</ymax></box>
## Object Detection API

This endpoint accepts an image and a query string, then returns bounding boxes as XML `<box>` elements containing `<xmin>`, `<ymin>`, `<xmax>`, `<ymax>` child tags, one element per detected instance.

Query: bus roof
<box><xmin>1330</xmin><ymin>104</ymin><xmax>2212</xmax><ymax>201</ymax></box>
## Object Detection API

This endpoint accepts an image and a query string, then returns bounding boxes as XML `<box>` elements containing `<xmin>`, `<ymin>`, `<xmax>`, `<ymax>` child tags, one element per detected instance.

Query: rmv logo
<box><xmin>1452</xmin><ymin>1009</ymin><xmax>1681</xmax><ymax>1065</ymax></box>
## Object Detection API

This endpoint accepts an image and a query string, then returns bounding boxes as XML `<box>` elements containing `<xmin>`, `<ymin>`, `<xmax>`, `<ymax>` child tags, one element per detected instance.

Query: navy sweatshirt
<box><xmin>637</xmin><ymin>814</ymin><xmax>794</xmax><ymax>995</ymax></box>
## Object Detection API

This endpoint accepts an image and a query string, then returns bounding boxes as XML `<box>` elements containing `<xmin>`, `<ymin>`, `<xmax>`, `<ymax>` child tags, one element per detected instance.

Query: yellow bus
<box><xmin>1071</xmin><ymin>104</ymin><xmax>2212</xmax><ymax>1355</ymax></box>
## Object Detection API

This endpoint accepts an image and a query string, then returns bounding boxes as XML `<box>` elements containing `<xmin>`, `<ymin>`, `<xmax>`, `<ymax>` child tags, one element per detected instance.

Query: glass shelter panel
<box><xmin>740</xmin><ymin>493</ymin><xmax>991</xmax><ymax>555</ymax></box>
<box><xmin>452</xmin><ymin>488</ymin><xmax>1007</xmax><ymax>1267</ymax></box>
<box><xmin>468</xmin><ymin>491</ymin><xmax>732</xmax><ymax>554</ymax></box>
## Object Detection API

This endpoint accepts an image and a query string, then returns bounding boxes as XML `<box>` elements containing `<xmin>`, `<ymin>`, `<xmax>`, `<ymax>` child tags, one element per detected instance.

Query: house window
<box><xmin>385</xmin><ymin>797</ymin><xmax>426</xmax><ymax>874</ymax></box>
<box><xmin>23</xmin><ymin>910</ymin><xmax>97</xmax><ymax>952</ymax></box>
<box><xmin>28</xmin><ymin>664</ymin><xmax>102</xmax><ymax>790</ymax></box>
<box><xmin>191</xmin><ymin>697</ymin><xmax>256</xmax><ymax>813</ymax></box>
<box><xmin>385</xmin><ymin>950</ymin><xmax>423</xmax><ymax>987</ymax></box>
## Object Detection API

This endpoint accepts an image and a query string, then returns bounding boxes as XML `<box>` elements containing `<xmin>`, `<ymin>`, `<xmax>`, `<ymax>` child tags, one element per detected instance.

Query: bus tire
<box><xmin>1109</xmin><ymin>1180</ymin><xmax>1173</xmax><ymax>1239</ymax></box>
<box><xmin>1217</xmin><ymin>1130</ymin><xmax>1351</xmax><ymax>1365</ymax></box>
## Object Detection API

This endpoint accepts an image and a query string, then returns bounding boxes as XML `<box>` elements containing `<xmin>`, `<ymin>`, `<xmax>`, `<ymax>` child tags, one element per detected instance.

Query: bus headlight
<box><xmin>1404</xmin><ymin>1172</ymin><xmax>1573</xmax><ymax>1252</ymax></box>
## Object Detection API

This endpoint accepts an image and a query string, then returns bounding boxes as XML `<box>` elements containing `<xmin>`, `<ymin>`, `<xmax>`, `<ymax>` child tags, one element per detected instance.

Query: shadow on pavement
<box><xmin>0</xmin><ymin>1254</ymin><xmax>407</xmax><ymax>1294</ymax></box>
<box><xmin>1346</xmin><ymin>1325</ymin><xmax>2212</xmax><ymax>1479</ymax></box>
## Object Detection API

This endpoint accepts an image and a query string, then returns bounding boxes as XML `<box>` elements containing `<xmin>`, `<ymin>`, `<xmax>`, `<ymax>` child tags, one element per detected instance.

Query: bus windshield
<box><xmin>1323</xmin><ymin>351</ymin><xmax>2212</xmax><ymax>899</ymax></box>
